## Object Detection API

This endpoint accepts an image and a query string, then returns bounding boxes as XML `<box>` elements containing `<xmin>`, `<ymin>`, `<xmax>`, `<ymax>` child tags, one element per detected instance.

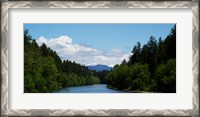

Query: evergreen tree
<box><xmin>106</xmin><ymin>25</ymin><xmax>176</xmax><ymax>93</ymax></box>
<box><xmin>24</xmin><ymin>29</ymin><xmax>101</xmax><ymax>93</ymax></box>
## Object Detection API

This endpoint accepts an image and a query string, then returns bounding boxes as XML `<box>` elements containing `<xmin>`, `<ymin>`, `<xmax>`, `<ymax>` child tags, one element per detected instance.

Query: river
<box><xmin>54</xmin><ymin>84</ymin><xmax>127</xmax><ymax>93</ymax></box>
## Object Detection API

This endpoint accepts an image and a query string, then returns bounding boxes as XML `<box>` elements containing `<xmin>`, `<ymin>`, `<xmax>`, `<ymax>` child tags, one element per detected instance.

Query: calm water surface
<box><xmin>54</xmin><ymin>84</ymin><xmax>127</xmax><ymax>93</ymax></box>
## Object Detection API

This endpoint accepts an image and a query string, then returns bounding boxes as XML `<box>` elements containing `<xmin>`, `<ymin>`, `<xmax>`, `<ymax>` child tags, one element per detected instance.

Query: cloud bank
<box><xmin>36</xmin><ymin>36</ymin><xmax>130</xmax><ymax>67</ymax></box>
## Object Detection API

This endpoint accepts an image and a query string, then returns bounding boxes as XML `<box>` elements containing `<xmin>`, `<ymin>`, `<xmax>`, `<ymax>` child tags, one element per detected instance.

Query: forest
<box><xmin>106</xmin><ymin>25</ymin><xmax>176</xmax><ymax>93</ymax></box>
<box><xmin>24</xmin><ymin>30</ymin><xmax>100</xmax><ymax>93</ymax></box>
<box><xmin>24</xmin><ymin>25</ymin><xmax>176</xmax><ymax>93</ymax></box>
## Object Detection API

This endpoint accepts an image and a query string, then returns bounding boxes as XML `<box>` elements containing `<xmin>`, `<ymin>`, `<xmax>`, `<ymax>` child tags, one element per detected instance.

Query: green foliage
<box><xmin>107</xmin><ymin>64</ymin><xmax>131</xmax><ymax>89</ymax></box>
<box><xmin>91</xmin><ymin>70</ymin><xmax>110</xmax><ymax>84</ymax></box>
<box><xmin>129</xmin><ymin>42</ymin><xmax>141</xmax><ymax>64</ymax></box>
<box><xmin>129</xmin><ymin>63</ymin><xmax>150</xmax><ymax>91</ymax></box>
<box><xmin>155</xmin><ymin>59</ymin><xmax>176</xmax><ymax>93</ymax></box>
<box><xmin>24</xmin><ymin>29</ymin><xmax>101</xmax><ymax>93</ymax></box>
<box><xmin>107</xmin><ymin>63</ymin><xmax>150</xmax><ymax>91</ymax></box>
<box><xmin>106</xmin><ymin>25</ymin><xmax>176</xmax><ymax>93</ymax></box>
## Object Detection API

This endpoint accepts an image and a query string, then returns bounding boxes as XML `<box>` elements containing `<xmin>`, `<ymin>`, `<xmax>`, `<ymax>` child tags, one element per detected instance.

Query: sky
<box><xmin>24</xmin><ymin>24</ymin><xmax>175</xmax><ymax>67</ymax></box>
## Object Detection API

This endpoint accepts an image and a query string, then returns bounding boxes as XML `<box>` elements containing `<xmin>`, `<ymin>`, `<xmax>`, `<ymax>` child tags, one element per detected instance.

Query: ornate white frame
<box><xmin>1</xmin><ymin>1</ymin><xmax>199</xmax><ymax>116</ymax></box>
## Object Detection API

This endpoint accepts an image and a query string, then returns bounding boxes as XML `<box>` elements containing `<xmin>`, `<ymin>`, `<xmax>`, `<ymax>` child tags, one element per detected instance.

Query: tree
<box><xmin>141</xmin><ymin>44</ymin><xmax>149</xmax><ymax>64</ymax></box>
<box><xmin>106</xmin><ymin>25</ymin><xmax>176</xmax><ymax>93</ymax></box>
<box><xmin>40</xmin><ymin>43</ymin><xmax>49</xmax><ymax>56</ymax></box>
<box><xmin>24</xmin><ymin>29</ymin><xmax>101</xmax><ymax>93</ymax></box>
<box><xmin>155</xmin><ymin>59</ymin><xmax>176</xmax><ymax>93</ymax></box>
<box><xmin>129</xmin><ymin>42</ymin><xmax>141</xmax><ymax>65</ymax></box>
<box><xmin>146</xmin><ymin>36</ymin><xmax>158</xmax><ymax>74</ymax></box>
<box><xmin>157</xmin><ymin>37</ymin><xmax>165</xmax><ymax>64</ymax></box>
<box><xmin>163</xmin><ymin>25</ymin><xmax>176</xmax><ymax>60</ymax></box>
<box><xmin>129</xmin><ymin>63</ymin><xmax>150</xmax><ymax>91</ymax></box>
<box><xmin>121</xmin><ymin>59</ymin><xmax>127</xmax><ymax>65</ymax></box>
<box><xmin>106</xmin><ymin>64</ymin><xmax>131</xmax><ymax>89</ymax></box>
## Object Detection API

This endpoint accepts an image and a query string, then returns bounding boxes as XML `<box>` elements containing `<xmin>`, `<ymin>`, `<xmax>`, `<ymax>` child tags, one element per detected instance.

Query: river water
<box><xmin>54</xmin><ymin>84</ymin><xmax>127</xmax><ymax>93</ymax></box>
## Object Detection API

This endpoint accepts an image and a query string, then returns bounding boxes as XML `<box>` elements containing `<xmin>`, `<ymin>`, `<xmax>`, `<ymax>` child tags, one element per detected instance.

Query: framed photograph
<box><xmin>1</xmin><ymin>1</ymin><xmax>199</xmax><ymax>116</ymax></box>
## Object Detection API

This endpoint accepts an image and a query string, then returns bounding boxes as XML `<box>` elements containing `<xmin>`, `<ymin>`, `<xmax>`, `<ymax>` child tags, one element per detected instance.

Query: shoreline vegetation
<box><xmin>24</xmin><ymin>25</ymin><xmax>176</xmax><ymax>93</ymax></box>
<box><xmin>24</xmin><ymin>30</ymin><xmax>101</xmax><ymax>93</ymax></box>
<box><xmin>107</xmin><ymin>85</ymin><xmax>158</xmax><ymax>93</ymax></box>
<box><xmin>106</xmin><ymin>25</ymin><xmax>176</xmax><ymax>93</ymax></box>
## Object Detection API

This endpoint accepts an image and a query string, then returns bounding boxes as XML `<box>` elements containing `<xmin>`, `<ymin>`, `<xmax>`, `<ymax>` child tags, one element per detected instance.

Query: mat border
<box><xmin>1</xmin><ymin>1</ymin><xmax>199</xmax><ymax>116</ymax></box>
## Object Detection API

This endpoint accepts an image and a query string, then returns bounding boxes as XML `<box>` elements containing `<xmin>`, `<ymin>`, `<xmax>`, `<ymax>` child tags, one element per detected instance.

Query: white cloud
<box><xmin>112</xmin><ymin>48</ymin><xmax>123</xmax><ymax>53</ymax></box>
<box><xmin>36</xmin><ymin>36</ymin><xmax>131</xmax><ymax>67</ymax></box>
<box><xmin>53</xmin><ymin>36</ymin><xmax>72</xmax><ymax>44</ymax></box>
<box><xmin>37</xmin><ymin>36</ymin><xmax>47</xmax><ymax>46</ymax></box>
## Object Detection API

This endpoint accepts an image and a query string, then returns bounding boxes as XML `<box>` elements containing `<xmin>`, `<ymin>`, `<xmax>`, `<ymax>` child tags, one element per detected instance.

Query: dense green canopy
<box><xmin>106</xmin><ymin>25</ymin><xmax>176</xmax><ymax>93</ymax></box>
<box><xmin>24</xmin><ymin>30</ymin><xmax>100</xmax><ymax>93</ymax></box>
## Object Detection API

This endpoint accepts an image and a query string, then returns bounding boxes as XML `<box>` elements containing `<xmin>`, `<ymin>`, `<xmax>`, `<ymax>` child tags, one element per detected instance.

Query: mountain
<box><xmin>87</xmin><ymin>64</ymin><xmax>112</xmax><ymax>71</ymax></box>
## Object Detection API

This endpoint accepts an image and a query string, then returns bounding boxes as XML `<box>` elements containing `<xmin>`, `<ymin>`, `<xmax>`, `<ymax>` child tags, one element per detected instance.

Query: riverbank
<box><xmin>106</xmin><ymin>85</ymin><xmax>155</xmax><ymax>93</ymax></box>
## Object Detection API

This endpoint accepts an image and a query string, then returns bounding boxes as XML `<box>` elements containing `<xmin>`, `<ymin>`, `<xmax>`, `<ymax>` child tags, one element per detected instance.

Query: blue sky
<box><xmin>24</xmin><ymin>24</ymin><xmax>175</xmax><ymax>67</ymax></box>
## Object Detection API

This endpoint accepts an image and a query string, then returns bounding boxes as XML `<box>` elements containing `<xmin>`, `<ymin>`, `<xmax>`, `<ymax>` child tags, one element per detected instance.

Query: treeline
<box><xmin>106</xmin><ymin>25</ymin><xmax>176</xmax><ymax>93</ymax></box>
<box><xmin>91</xmin><ymin>70</ymin><xmax>110</xmax><ymax>84</ymax></box>
<box><xmin>24</xmin><ymin>29</ymin><xmax>100</xmax><ymax>93</ymax></box>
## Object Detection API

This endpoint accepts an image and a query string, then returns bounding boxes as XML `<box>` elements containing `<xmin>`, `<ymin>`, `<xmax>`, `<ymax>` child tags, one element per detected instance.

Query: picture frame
<box><xmin>1</xmin><ymin>1</ymin><xmax>199</xmax><ymax>116</ymax></box>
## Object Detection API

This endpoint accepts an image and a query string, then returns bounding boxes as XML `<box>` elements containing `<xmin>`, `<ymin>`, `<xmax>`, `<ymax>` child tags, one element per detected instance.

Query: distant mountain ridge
<box><xmin>87</xmin><ymin>64</ymin><xmax>112</xmax><ymax>71</ymax></box>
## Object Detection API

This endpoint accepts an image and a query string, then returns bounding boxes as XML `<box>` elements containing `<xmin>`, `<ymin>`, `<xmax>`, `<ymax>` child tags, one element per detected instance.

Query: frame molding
<box><xmin>1</xmin><ymin>1</ymin><xmax>199</xmax><ymax>116</ymax></box>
